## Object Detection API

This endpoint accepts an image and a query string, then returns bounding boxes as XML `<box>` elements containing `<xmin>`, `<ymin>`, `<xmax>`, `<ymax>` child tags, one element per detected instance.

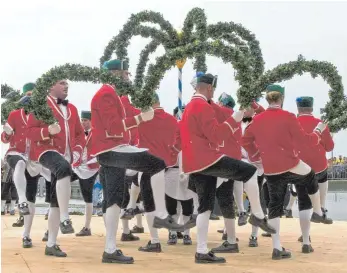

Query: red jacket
<box><xmin>296</xmin><ymin>114</ymin><xmax>334</xmax><ymax>173</ymax></box>
<box><xmin>120</xmin><ymin>95</ymin><xmax>140</xmax><ymax>146</ymax></box>
<box><xmin>1</xmin><ymin>109</ymin><xmax>28</xmax><ymax>155</ymax></box>
<box><xmin>26</xmin><ymin>96</ymin><xmax>85</xmax><ymax>162</ymax></box>
<box><xmin>84</xmin><ymin>131</ymin><xmax>99</xmax><ymax>170</ymax></box>
<box><xmin>90</xmin><ymin>84</ymin><xmax>138</xmax><ymax>156</ymax></box>
<box><xmin>138</xmin><ymin>107</ymin><xmax>178</xmax><ymax>167</ymax></box>
<box><xmin>211</xmin><ymin>102</ymin><xmax>242</xmax><ymax>160</ymax></box>
<box><xmin>180</xmin><ymin>94</ymin><xmax>240</xmax><ymax>174</ymax></box>
<box><xmin>242</xmin><ymin>107</ymin><xmax>322</xmax><ymax>175</ymax></box>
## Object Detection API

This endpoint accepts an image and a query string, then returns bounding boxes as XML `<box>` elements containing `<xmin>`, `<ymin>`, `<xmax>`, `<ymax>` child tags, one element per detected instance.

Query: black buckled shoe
<box><xmin>211</xmin><ymin>241</ymin><xmax>239</xmax><ymax>253</ymax></box>
<box><xmin>138</xmin><ymin>241</ymin><xmax>162</xmax><ymax>253</ymax></box>
<box><xmin>12</xmin><ymin>216</ymin><xmax>24</xmax><ymax>227</ymax></box>
<box><xmin>45</xmin><ymin>244</ymin><xmax>67</xmax><ymax>257</ymax></box>
<box><xmin>321</xmin><ymin>208</ymin><xmax>333</xmax><ymax>224</ymax></box>
<box><xmin>60</xmin><ymin>219</ymin><xmax>74</xmax><ymax>234</ymax></box>
<box><xmin>18</xmin><ymin>202</ymin><xmax>30</xmax><ymax>216</ymax></box>
<box><xmin>217</xmin><ymin>229</ymin><xmax>224</xmax><ymax>234</ymax></box>
<box><xmin>272</xmin><ymin>248</ymin><xmax>291</xmax><ymax>260</ymax></box>
<box><xmin>22</xmin><ymin>237</ymin><xmax>33</xmax><ymax>248</ymax></box>
<box><xmin>121</xmin><ymin>232</ymin><xmax>140</xmax><ymax>242</ymax></box>
<box><xmin>183</xmin><ymin>214</ymin><xmax>197</xmax><ymax>229</ymax></box>
<box><xmin>195</xmin><ymin>251</ymin><xmax>226</xmax><ymax>264</ymax></box>
<box><xmin>153</xmin><ymin>215</ymin><xmax>184</xmax><ymax>232</ymax></box>
<box><xmin>42</xmin><ymin>230</ymin><xmax>49</xmax><ymax>242</ymax></box>
<box><xmin>248</xmin><ymin>214</ymin><xmax>276</xmax><ymax>234</ymax></box>
<box><xmin>248</xmin><ymin>236</ymin><xmax>258</xmax><ymax>247</ymax></box>
<box><xmin>120</xmin><ymin>208</ymin><xmax>136</xmax><ymax>220</ymax></box>
<box><xmin>311</xmin><ymin>212</ymin><xmax>324</xmax><ymax>223</ymax></box>
<box><xmin>131</xmin><ymin>225</ymin><xmax>144</xmax><ymax>233</ymax></box>
<box><xmin>102</xmin><ymin>249</ymin><xmax>134</xmax><ymax>264</ymax></box>
<box><xmin>167</xmin><ymin>233</ymin><xmax>177</xmax><ymax>245</ymax></box>
<box><xmin>210</xmin><ymin>213</ymin><xmax>220</xmax><ymax>220</ymax></box>
<box><xmin>302</xmin><ymin>244</ymin><xmax>314</xmax><ymax>254</ymax></box>
<box><xmin>133</xmin><ymin>206</ymin><xmax>144</xmax><ymax>215</ymax></box>
<box><xmin>262</xmin><ymin>232</ymin><xmax>272</xmax><ymax>237</ymax></box>
<box><xmin>238</xmin><ymin>212</ymin><xmax>248</xmax><ymax>226</ymax></box>
<box><xmin>183</xmin><ymin>235</ymin><xmax>192</xmax><ymax>245</ymax></box>
<box><xmin>75</xmin><ymin>227</ymin><xmax>91</xmax><ymax>237</ymax></box>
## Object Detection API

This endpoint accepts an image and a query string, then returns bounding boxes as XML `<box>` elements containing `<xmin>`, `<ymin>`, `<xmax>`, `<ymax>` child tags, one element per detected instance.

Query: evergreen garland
<box><xmin>30</xmin><ymin>64</ymin><xmax>134</xmax><ymax>125</ymax></box>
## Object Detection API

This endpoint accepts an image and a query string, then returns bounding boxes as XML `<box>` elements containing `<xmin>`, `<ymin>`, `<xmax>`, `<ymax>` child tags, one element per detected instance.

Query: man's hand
<box><xmin>72</xmin><ymin>151</ymin><xmax>81</xmax><ymax>167</ymax></box>
<box><xmin>48</xmin><ymin>124</ymin><xmax>61</xmax><ymax>135</ymax></box>
<box><xmin>232</xmin><ymin>110</ymin><xmax>245</xmax><ymax>122</ymax></box>
<box><xmin>3</xmin><ymin>123</ymin><xmax>13</xmax><ymax>135</ymax></box>
<box><xmin>314</xmin><ymin>122</ymin><xmax>327</xmax><ymax>134</ymax></box>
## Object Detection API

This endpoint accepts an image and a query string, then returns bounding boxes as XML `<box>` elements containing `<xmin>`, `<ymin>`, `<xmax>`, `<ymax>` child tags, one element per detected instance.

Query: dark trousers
<box><xmin>189</xmin><ymin>156</ymin><xmax>256</xmax><ymax>216</ymax></box>
<box><xmin>266</xmin><ymin>170</ymin><xmax>318</xmax><ymax>219</ymax></box>
<box><xmin>6</xmin><ymin>155</ymin><xmax>25</xmax><ymax>170</ymax></box>
<box><xmin>71</xmin><ymin>172</ymin><xmax>98</xmax><ymax>203</ymax></box>
<box><xmin>165</xmin><ymin>194</ymin><xmax>193</xmax><ymax>216</ymax></box>
<box><xmin>1</xmin><ymin>180</ymin><xmax>18</xmax><ymax>201</ymax></box>
<box><xmin>40</xmin><ymin>151</ymin><xmax>72</xmax><ymax>207</ymax></box>
<box><xmin>97</xmin><ymin>150</ymin><xmax>166</xmax><ymax>213</ymax></box>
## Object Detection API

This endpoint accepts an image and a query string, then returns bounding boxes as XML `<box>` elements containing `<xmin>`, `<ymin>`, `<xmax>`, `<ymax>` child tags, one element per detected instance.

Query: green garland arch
<box><xmin>246</xmin><ymin>55</ymin><xmax>345</xmax><ymax>126</ymax></box>
<box><xmin>30</xmin><ymin>64</ymin><xmax>135</xmax><ymax>125</ymax></box>
<box><xmin>131</xmin><ymin>40</ymin><xmax>252</xmax><ymax>108</ymax></box>
<box><xmin>1</xmin><ymin>84</ymin><xmax>21</xmax><ymax>124</ymax></box>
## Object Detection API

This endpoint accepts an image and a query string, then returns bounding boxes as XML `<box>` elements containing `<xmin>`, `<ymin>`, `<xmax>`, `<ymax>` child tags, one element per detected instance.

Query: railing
<box><xmin>328</xmin><ymin>164</ymin><xmax>347</xmax><ymax>180</ymax></box>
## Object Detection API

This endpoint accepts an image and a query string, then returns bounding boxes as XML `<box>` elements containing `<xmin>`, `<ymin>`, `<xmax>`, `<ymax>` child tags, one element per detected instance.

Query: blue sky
<box><xmin>1</xmin><ymin>0</ymin><xmax>346</xmax><ymax>158</ymax></box>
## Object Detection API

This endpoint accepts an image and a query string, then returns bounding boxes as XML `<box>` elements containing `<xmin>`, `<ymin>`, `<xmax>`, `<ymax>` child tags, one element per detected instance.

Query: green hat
<box><xmin>102</xmin><ymin>59</ymin><xmax>129</xmax><ymax>71</ymax></box>
<box><xmin>197</xmin><ymin>73</ymin><xmax>218</xmax><ymax>88</ymax></box>
<box><xmin>22</xmin><ymin>82</ymin><xmax>36</xmax><ymax>93</ymax></box>
<box><xmin>81</xmin><ymin>111</ymin><xmax>91</xmax><ymax>120</ymax></box>
<box><xmin>266</xmin><ymin>84</ymin><xmax>285</xmax><ymax>95</ymax></box>
<box><xmin>296</xmin><ymin>96</ymin><xmax>314</xmax><ymax>108</ymax></box>
<box><xmin>218</xmin><ymin>92</ymin><xmax>235</xmax><ymax>109</ymax></box>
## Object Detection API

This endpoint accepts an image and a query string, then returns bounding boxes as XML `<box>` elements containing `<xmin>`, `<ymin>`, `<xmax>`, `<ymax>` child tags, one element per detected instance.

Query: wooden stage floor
<box><xmin>1</xmin><ymin>215</ymin><xmax>346</xmax><ymax>273</ymax></box>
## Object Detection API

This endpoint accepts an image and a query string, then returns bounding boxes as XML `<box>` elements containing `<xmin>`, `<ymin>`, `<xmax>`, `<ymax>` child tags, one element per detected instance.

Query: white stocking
<box><xmin>84</xmin><ymin>203</ymin><xmax>93</xmax><ymax>229</ymax></box>
<box><xmin>145</xmin><ymin>212</ymin><xmax>160</xmax><ymax>244</ymax></box>
<box><xmin>122</xmin><ymin>219</ymin><xmax>130</xmax><ymax>234</ymax></box>
<box><xmin>233</xmin><ymin>180</ymin><xmax>245</xmax><ymax>213</ymax></box>
<box><xmin>243</xmin><ymin>173</ymin><xmax>265</xmax><ymax>219</ymax></box>
<box><xmin>127</xmin><ymin>183</ymin><xmax>140</xmax><ymax>209</ymax></box>
<box><xmin>318</xmin><ymin>181</ymin><xmax>328</xmax><ymax>209</ymax></box>
<box><xmin>183</xmin><ymin>215</ymin><xmax>191</xmax><ymax>236</ymax></box>
<box><xmin>268</xmin><ymin>217</ymin><xmax>281</xmax><ymax>250</ymax></box>
<box><xmin>23</xmin><ymin>202</ymin><xmax>35</xmax><ymax>238</ymax></box>
<box><xmin>150</xmin><ymin>170</ymin><xmax>168</xmax><ymax>219</ymax></box>
<box><xmin>224</xmin><ymin>218</ymin><xmax>237</xmax><ymax>244</ymax></box>
<box><xmin>13</xmin><ymin>160</ymin><xmax>27</xmax><ymax>204</ymax></box>
<box><xmin>55</xmin><ymin>176</ymin><xmax>71</xmax><ymax>222</ymax></box>
<box><xmin>196</xmin><ymin>210</ymin><xmax>211</xmax><ymax>254</ymax></box>
<box><xmin>47</xmin><ymin>207</ymin><xmax>60</xmax><ymax>247</ymax></box>
<box><xmin>104</xmin><ymin>204</ymin><xmax>120</xmax><ymax>254</ymax></box>
<box><xmin>299</xmin><ymin>209</ymin><xmax>312</xmax><ymax>245</ymax></box>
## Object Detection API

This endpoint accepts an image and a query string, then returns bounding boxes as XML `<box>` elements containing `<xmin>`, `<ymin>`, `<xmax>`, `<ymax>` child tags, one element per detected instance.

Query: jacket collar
<box><xmin>192</xmin><ymin>94</ymin><xmax>208</xmax><ymax>101</ymax></box>
<box><xmin>47</xmin><ymin>95</ymin><xmax>71</xmax><ymax>120</ymax></box>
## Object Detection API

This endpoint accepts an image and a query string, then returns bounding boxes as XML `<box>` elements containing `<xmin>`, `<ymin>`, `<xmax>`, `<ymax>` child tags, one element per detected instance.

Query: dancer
<box><xmin>74</xmin><ymin>110</ymin><xmax>99</xmax><ymax>236</ymax></box>
<box><xmin>91</xmin><ymin>59</ymin><xmax>183</xmax><ymax>264</ymax></box>
<box><xmin>295</xmin><ymin>96</ymin><xmax>334</xmax><ymax>224</ymax></box>
<box><xmin>181</xmin><ymin>73</ymin><xmax>275</xmax><ymax>264</ymax></box>
<box><xmin>27</xmin><ymin>79</ymin><xmax>86</xmax><ymax>257</ymax></box>
<box><xmin>165</xmin><ymin>106</ymin><xmax>194</xmax><ymax>246</ymax></box>
<box><xmin>1</xmin><ymin>83</ymin><xmax>36</xmax><ymax>216</ymax></box>
<box><xmin>242</xmin><ymin>84</ymin><xmax>327</xmax><ymax>260</ymax></box>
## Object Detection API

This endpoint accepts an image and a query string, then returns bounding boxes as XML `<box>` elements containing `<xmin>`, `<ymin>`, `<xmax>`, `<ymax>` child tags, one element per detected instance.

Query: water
<box><xmin>293</xmin><ymin>180</ymin><xmax>347</xmax><ymax>221</ymax></box>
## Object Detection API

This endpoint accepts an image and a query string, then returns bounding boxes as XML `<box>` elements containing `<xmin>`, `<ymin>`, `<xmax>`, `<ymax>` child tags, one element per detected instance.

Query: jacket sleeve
<box><xmin>288</xmin><ymin>113</ymin><xmax>321</xmax><ymax>146</ymax></box>
<box><xmin>1</xmin><ymin>111</ymin><xmax>15</xmax><ymax>143</ymax></box>
<box><xmin>26</xmin><ymin>113</ymin><xmax>51</xmax><ymax>141</ymax></box>
<box><xmin>320</xmin><ymin>125</ymin><xmax>334</xmax><ymax>152</ymax></box>
<box><xmin>98</xmin><ymin>86</ymin><xmax>139</xmax><ymax>135</ymax></box>
<box><xmin>241</xmin><ymin>122</ymin><xmax>261</xmax><ymax>162</ymax></box>
<box><xmin>199</xmin><ymin>103</ymin><xmax>240</xmax><ymax>145</ymax></box>
<box><xmin>172</xmin><ymin>121</ymin><xmax>181</xmax><ymax>152</ymax></box>
<box><xmin>72</xmin><ymin>109</ymin><xmax>86</xmax><ymax>155</ymax></box>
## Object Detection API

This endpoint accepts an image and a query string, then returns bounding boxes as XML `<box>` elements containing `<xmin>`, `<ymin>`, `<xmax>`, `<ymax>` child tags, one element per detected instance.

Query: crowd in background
<box><xmin>328</xmin><ymin>155</ymin><xmax>347</xmax><ymax>179</ymax></box>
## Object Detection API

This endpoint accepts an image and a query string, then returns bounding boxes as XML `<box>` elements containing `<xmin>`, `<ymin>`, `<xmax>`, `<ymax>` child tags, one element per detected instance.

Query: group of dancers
<box><xmin>1</xmin><ymin>58</ymin><xmax>334</xmax><ymax>264</ymax></box>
